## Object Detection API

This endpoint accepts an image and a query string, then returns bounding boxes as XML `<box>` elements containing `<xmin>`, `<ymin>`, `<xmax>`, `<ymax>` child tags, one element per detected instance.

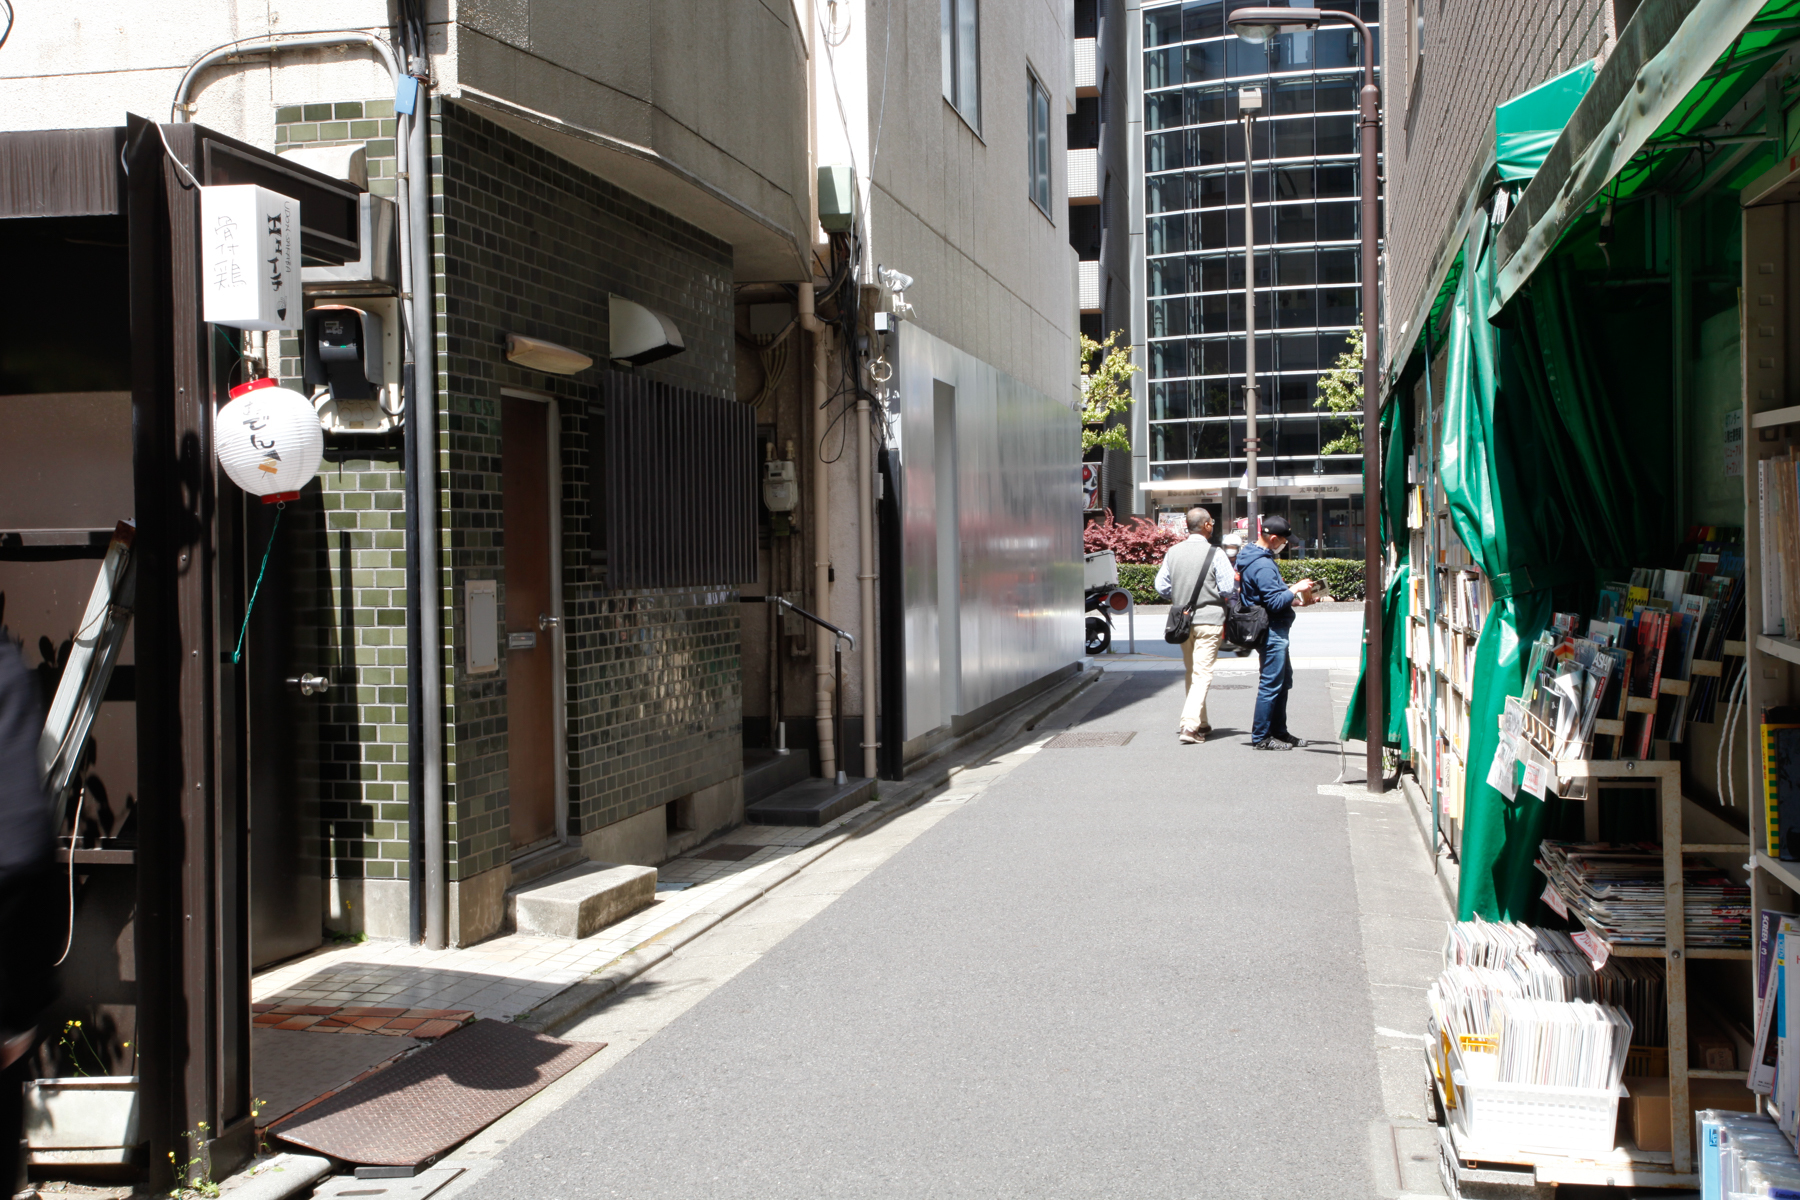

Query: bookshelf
<box><xmin>1403</xmin><ymin>366</ymin><xmax>1491</xmax><ymax>862</ymax></box>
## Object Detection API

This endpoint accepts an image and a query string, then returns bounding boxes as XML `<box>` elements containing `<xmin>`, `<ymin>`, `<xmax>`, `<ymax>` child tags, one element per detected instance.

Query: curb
<box><xmin>215</xmin><ymin>1153</ymin><xmax>333</xmax><ymax>1200</ymax></box>
<box><xmin>1399</xmin><ymin>771</ymin><xmax>1458</xmax><ymax>916</ymax></box>
<box><xmin>517</xmin><ymin>664</ymin><xmax>1104</xmax><ymax>1038</ymax></box>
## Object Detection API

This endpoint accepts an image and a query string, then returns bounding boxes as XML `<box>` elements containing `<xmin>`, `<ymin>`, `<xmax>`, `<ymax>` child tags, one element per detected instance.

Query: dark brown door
<box><xmin>501</xmin><ymin>397</ymin><xmax>557</xmax><ymax>849</ymax></box>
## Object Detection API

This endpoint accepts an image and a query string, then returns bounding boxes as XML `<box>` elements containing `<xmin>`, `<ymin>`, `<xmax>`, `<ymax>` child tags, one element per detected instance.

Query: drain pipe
<box><xmin>797</xmin><ymin>282</ymin><xmax>835</xmax><ymax>781</ymax></box>
<box><xmin>409</xmin><ymin>79</ymin><xmax>448</xmax><ymax>950</ymax></box>
<box><xmin>855</xmin><ymin>387</ymin><xmax>877</xmax><ymax>780</ymax></box>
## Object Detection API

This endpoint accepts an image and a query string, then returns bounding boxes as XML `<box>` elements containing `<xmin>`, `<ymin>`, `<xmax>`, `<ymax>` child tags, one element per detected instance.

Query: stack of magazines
<box><xmin>1536</xmin><ymin>841</ymin><xmax>1751</xmax><ymax>948</ymax></box>
<box><xmin>1429</xmin><ymin>920</ymin><xmax>1638</xmax><ymax>1092</ymax></box>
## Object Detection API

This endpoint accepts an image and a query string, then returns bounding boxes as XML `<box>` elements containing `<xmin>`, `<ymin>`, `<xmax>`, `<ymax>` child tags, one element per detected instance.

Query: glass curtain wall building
<box><xmin>1138</xmin><ymin>0</ymin><xmax>1378</xmax><ymax>553</ymax></box>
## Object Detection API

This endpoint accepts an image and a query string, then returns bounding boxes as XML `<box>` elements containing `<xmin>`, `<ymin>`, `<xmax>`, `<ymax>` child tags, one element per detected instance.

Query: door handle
<box><xmin>538</xmin><ymin>613</ymin><xmax>561</xmax><ymax>632</ymax></box>
<box><xmin>288</xmin><ymin>673</ymin><xmax>330</xmax><ymax>697</ymax></box>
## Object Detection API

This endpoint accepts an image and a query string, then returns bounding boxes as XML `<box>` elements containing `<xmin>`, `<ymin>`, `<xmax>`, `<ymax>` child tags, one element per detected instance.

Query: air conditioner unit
<box><xmin>302</xmin><ymin>193</ymin><xmax>399</xmax><ymax>295</ymax></box>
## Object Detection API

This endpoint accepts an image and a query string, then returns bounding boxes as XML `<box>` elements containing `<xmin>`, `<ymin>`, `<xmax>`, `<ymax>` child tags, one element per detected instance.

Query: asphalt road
<box><xmin>473</xmin><ymin>667</ymin><xmax>1389</xmax><ymax>1199</ymax></box>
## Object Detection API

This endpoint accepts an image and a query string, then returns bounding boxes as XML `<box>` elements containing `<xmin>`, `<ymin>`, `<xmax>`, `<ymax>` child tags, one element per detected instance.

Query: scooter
<box><xmin>1082</xmin><ymin>548</ymin><xmax>1132</xmax><ymax>655</ymax></box>
<box><xmin>1085</xmin><ymin>585</ymin><xmax>1132</xmax><ymax>654</ymax></box>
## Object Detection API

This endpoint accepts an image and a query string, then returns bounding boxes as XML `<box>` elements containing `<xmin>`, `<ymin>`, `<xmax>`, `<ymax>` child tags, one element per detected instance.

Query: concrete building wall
<box><xmin>1381</xmin><ymin>0</ymin><xmax>1618</xmax><ymax>340</ymax></box>
<box><xmin>831</xmin><ymin>0</ymin><xmax>1079</xmax><ymax>407</ymax></box>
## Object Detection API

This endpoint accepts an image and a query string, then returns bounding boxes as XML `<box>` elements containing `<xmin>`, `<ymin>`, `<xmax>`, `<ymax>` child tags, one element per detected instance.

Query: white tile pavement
<box><xmin>251</xmin><ymin>807</ymin><xmax>871</xmax><ymax>1024</ymax></box>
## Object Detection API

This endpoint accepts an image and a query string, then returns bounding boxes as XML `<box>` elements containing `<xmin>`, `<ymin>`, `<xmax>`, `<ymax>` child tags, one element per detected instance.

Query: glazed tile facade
<box><xmin>273</xmin><ymin>98</ymin><xmax>745</xmax><ymax>896</ymax></box>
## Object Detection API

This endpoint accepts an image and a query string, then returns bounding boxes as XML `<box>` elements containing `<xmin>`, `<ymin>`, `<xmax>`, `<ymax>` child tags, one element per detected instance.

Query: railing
<box><xmin>1068</xmin><ymin>147</ymin><xmax>1098</xmax><ymax>201</ymax></box>
<box><xmin>1078</xmin><ymin>259</ymin><xmax>1101</xmax><ymax>312</ymax></box>
<box><xmin>1073</xmin><ymin>37</ymin><xmax>1097</xmax><ymax>90</ymax></box>
<box><xmin>765</xmin><ymin>595</ymin><xmax>856</xmax><ymax>785</ymax></box>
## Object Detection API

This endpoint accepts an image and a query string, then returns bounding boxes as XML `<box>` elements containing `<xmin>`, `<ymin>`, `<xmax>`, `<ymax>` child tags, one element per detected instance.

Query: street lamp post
<box><xmin>1229</xmin><ymin>6</ymin><xmax>1382</xmax><ymax>795</ymax></box>
<box><xmin>1239</xmin><ymin>86</ymin><xmax>1261</xmax><ymax>544</ymax></box>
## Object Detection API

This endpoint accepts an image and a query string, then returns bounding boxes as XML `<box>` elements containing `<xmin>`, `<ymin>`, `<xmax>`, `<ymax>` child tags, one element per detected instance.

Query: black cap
<box><xmin>1261</xmin><ymin>515</ymin><xmax>1292</xmax><ymax>537</ymax></box>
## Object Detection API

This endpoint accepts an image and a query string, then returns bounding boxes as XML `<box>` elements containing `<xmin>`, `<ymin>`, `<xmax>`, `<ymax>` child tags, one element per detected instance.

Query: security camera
<box><xmin>877</xmin><ymin>265</ymin><xmax>914</xmax><ymax>293</ymax></box>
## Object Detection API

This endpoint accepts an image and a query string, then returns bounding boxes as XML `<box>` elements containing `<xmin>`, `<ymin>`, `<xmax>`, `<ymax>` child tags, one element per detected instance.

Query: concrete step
<box><xmin>743</xmin><ymin>748</ymin><xmax>813</xmax><ymax>807</ymax></box>
<box><xmin>745</xmin><ymin>775</ymin><xmax>876</xmax><ymax>827</ymax></box>
<box><xmin>508</xmin><ymin>842</ymin><xmax>586</xmax><ymax>889</ymax></box>
<box><xmin>506</xmin><ymin>862</ymin><xmax>657</xmax><ymax>940</ymax></box>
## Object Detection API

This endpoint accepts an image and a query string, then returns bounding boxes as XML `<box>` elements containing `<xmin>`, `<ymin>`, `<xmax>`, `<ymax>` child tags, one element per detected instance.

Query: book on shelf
<box><xmin>1764</xmin><ymin>707</ymin><xmax>1800</xmax><ymax>862</ymax></box>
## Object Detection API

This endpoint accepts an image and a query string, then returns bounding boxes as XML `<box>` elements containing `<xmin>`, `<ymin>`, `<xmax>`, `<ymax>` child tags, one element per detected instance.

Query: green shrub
<box><xmin>1278</xmin><ymin>558</ymin><xmax>1365</xmax><ymax>601</ymax></box>
<box><xmin>1117</xmin><ymin>563</ymin><xmax>1160</xmax><ymax>604</ymax></box>
<box><xmin>1110</xmin><ymin>556</ymin><xmax>1365</xmax><ymax>603</ymax></box>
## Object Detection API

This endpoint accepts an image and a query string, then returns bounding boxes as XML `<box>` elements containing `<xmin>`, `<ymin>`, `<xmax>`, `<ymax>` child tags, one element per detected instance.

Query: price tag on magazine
<box><xmin>1570</xmin><ymin>931</ymin><xmax>1610</xmax><ymax>971</ymax></box>
<box><xmin>1520</xmin><ymin>754</ymin><xmax>1549</xmax><ymax>800</ymax></box>
<box><xmin>1540</xmin><ymin>883</ymin><xmax>1569</xmax><ymax>920</ymax></box>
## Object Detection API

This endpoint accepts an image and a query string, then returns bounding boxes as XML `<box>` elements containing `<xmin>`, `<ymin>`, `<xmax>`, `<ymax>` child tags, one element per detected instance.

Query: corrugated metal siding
<box><xmin>588</xmin><ymin>371</ymin><xmax>757</xmax><ymax>588</ymax></box>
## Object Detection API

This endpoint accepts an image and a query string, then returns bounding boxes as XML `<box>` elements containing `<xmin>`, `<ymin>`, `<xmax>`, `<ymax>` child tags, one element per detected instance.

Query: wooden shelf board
<box><xmin>1688</xmin><ymin>1068</ymin><xmax>1750</xmax><ymax>1080</ymax></box>
<box><xmin>1691</xmin><ymin>658</ymin><xmax>1724</xmax><ymax>678</ymax></box>
<box><xmin>1625</xmin><ymin>695</ymin><xmax>1658</xmax><ymax>714</ymax></box>
<box><xmin>1725</xmin><ymin>638</ymin><xmax>1748</xmax><ymax>656</ymax></box>
<box><xmin>1688</xmin><ymin>947</ymin><xmax>1753</xmax><ymax>960</ymax></box>
<box><xmin>1751</xmin><ymin>404</ymin><xmax>1800</xmax><ymax>429</ymax></box>
<box><xmin>1659</xmin><ymin>678</ymin><xmax>1691</xmax><ymax>697</ymax></box>
<box><xmin>1757</xmin><ymin>852</ymin><xmax>1800</xmax><ymax>896</ymax></box>
<box><xmin>1757</xmin><ymin>634</ymin><xmax>1800</xmax><ymax>666</ymax></box>
<box><xmin>1682</xmin><ymin>843</ymin><xmax>1747</xmax><ymax>854</ymax></box>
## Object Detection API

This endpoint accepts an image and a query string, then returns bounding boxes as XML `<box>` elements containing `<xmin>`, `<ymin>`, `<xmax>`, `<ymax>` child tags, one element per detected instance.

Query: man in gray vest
<box><xmin>1154</xmin><ymin>506</ymin><xmax>1237</xmax><ymax>744</ymax></box>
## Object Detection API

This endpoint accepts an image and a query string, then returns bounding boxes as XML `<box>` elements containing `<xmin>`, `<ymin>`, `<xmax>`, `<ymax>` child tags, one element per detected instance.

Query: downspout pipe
<box><xmin>410</xmin><ymin>81</ymin><xmax>448</xmax><ymax>949</ymax></box>
<box><xmin>855</xmin><ymin>390</ymin><xmax>877</xmax><ymax>780</ymax></box>
<box><xmin>797</xmin><ymin>283</ymin><xmax>836</xmax><ymax>781</ymax></box>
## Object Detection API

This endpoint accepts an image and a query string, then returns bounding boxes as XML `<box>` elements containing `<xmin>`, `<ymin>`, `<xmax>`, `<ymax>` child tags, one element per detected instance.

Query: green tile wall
<box><xmin>270</xmin><ymin>97</ymin><xmax>745</xmax><ymax>894</ymax></box>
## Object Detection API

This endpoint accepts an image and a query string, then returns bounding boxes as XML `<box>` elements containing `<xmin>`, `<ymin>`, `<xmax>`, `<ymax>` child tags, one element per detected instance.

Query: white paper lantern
<box><xmin>216</xmin><ymin>379</ymin><xmax>324</xmax><ymax>503</ymax></box>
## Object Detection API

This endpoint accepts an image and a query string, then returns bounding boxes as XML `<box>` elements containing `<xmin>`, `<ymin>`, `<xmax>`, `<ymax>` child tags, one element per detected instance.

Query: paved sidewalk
<box><xmin>252</xmin><ymin>813</ymin><xmax>869</xmax><ymax>1023</ymax></box>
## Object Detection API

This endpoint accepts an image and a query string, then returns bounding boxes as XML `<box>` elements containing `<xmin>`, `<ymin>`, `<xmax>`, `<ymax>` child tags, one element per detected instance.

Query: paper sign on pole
<box><xmin>201</xmin><ymin>185</ymin><xmax>300</xmax><ymax>331</ymax></box>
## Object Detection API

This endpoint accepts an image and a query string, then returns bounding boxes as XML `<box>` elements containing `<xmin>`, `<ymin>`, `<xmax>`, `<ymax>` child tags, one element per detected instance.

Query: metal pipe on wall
<box><xmin>797</xmin><ymin>283</ymin><xmax>835</xmax><ymax>780</ymax></box>
<box><xmin>410</xmin><ymin>81</ymin><xmax>448</xmax><ymax>949</ymax></box>
<box><xmin>856</xmin><ymin>392</ymin><xmax>877</xmax><ymax>779</ymax></box>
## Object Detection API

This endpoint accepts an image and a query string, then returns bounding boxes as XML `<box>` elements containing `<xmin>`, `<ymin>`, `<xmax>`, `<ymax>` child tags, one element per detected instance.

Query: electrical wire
<box><xmin>54</xmin><ymin>789</ymin><xmax>85</xmax><ymax>967</ymax></box>
<box><xmin>0</xmin><ymin>0</ymin><xmax>13</xmax><ymax>53</ymax></box>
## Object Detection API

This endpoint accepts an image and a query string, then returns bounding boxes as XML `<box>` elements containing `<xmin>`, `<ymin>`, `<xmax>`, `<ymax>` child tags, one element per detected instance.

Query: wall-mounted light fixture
<box><xmin>506</xmin><ymin>333</ymin><xmax>593</xmax><ymax>375</ymax></box>
<box><xmin>609</xmin><ymin>295</ymin><xmax>686</xmax><ymax>367</ymax></box>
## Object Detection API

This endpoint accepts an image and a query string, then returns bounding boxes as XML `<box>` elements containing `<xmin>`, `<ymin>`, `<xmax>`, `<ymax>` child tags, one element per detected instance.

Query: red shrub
<box><xmin>1082</xmin><ymin>510</ymin><xmax>1183</xmax><ymax>564</ymax></box>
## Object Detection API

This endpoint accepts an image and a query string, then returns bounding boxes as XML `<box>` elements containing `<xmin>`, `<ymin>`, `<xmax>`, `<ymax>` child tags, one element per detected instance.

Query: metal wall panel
<box><xmin>893</xmin><ymin>326</ymin><xmax>1082</xmax><ymax>741</ymax></box>
<box><xmin>588</xmin><ymin>371</ymin><xmax>756</xmax><ymax>588</ymax></box>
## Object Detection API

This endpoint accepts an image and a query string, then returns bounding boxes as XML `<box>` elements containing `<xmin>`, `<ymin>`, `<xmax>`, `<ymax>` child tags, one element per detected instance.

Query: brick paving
<box><xmin>252</xmin><ymin>1004</ymin><xmax>473</xmax><ymax>1039</ymax></box>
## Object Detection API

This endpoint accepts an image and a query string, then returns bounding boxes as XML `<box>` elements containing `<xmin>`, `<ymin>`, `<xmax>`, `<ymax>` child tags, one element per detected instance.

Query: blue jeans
<box><xmin>1252</xmin><ymin>622</ymin><xmax>1293</xmax><ymax>743</ymax></box>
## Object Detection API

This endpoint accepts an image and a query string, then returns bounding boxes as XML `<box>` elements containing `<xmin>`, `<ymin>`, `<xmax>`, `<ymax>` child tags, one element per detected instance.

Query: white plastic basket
<box><xmin>1448</xmin><ymin>1068</ymin><xmax>1625</xmax><ymax>1156</ymax></box>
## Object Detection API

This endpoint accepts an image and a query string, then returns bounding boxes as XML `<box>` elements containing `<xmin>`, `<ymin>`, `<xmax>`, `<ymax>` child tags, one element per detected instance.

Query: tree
<box><xmin>1313</xmin><ymin>327</ymin><xmax>1365</xmax><ymax>455</ymax></box>
<box><xmin>1078</xmin><ymin>331</ymin><xmax>1141</xmax><ymax>454</ymax></box>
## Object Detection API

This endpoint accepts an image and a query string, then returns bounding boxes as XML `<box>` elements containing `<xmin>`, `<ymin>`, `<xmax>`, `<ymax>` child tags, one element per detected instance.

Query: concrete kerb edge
<box><xmin>215</xmin><ymin>1152</ymin><xmax>333</xmax><ymax>1200</ymax></box>
<box><xmin>1398</xmin><ymin>770</ymin><xmax>1458</xmax><ymax>917</ymax></box>
<box><xmin>517</xmin><ymin>664</ymin><xmax>1104</xmax><ymax>1038</ymax></box>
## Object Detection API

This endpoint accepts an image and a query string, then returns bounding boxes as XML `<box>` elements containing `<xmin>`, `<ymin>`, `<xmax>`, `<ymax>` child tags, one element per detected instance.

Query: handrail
<box><xmin>765</xmin><ymin>594</ymin><xmax>855</xmax><ymax>651</ymax></box>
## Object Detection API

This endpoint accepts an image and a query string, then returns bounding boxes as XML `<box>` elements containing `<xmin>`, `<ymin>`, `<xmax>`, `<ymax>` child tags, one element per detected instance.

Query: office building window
<box><xmin>1028</xmin><ymin>69</ymin><xmax>1052</xmax><ymax>214</ymax></box>
<box><xmin>942</xmin><ymin>0</ymin><xmax>981</xmax><ymax>129</ymax></box>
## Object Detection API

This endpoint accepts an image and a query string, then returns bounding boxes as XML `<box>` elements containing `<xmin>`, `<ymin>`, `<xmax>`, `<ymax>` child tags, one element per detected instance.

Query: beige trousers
<box><xmin>1179</xmin><ymin>623</ymin><xmax>1224</xmax><ymax>734</ymax></box>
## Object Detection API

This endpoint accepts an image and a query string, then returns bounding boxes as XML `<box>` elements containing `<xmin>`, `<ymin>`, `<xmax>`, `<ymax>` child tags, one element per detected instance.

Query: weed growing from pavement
<box><xmin>168</xmin><ymin>1121</ymin><xmax>219</xmax><ymax>1198</ymax></box>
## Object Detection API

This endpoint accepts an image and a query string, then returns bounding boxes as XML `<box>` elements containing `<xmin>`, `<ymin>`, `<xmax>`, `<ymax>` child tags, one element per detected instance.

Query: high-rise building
<box><xmin>1130</xmin><ymin>0</ymin><xmax>1379</xmax><ymax>552</ymax></box>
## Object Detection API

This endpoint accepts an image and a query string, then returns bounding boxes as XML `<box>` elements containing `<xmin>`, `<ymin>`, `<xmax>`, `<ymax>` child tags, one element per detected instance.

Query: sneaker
<box><xmin>1250</xmin><ymin>738</ymin><xmax>1293</xmax><ymax>752</ymax></box>
<box><xmin>1179</xmin><ymin>730</ymin><xmax>1205</xmax><ymax>745</ymax></box>
<box><xmin>1271</xmin><ymin>732</ymin><xmax>1306</xmax><ymax>747</ymax></box>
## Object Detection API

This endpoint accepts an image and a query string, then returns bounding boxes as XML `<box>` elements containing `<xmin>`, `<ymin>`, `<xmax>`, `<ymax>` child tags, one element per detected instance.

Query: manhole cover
<box><xmin>1209</xmin><ymin>683</ymin><xmax>1249</xmax><ymax>690</ymax></box>
<box><xmin>1043</xmin><ymin>731</ymin><xmax>1137</xmax><ymax>749</ymax></box>
<box><xmin>690</xmin><ymin>843</ymin><xmax>762</xmax><ymax>861</ymax></box>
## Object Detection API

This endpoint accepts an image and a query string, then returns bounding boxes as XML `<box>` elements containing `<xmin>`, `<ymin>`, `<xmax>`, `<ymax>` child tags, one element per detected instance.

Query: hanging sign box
<box><xmin>201</xmin><ymin>185</ymin><xmax>300</xmax><ymax>331</ymax></box>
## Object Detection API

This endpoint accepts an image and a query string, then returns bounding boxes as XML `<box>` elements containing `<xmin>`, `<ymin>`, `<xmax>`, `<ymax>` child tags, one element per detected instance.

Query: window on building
<box><xmin>942</xmin><ymin>0</ymin><xmax>981</xmax><ymax>130</ymax></box>
<box><xmin>1028</xmin><ymin>69</ymin><xmax>1052</xmax><ymax>214</ymax></box>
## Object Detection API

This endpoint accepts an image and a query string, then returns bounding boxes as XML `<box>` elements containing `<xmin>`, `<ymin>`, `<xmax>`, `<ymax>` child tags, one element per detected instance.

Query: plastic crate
<box><xmin>1448</xmin><ymin>1068</ymin><xmax>1625</xmax><ymax>1156</ymax></box>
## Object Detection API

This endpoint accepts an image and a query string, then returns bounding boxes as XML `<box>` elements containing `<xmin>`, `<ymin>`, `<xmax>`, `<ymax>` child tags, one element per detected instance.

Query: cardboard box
<box><xmin>1626</xmin><ymin>1076</ymin><xmax>1758</xmax><ymax>1152</ymax></box>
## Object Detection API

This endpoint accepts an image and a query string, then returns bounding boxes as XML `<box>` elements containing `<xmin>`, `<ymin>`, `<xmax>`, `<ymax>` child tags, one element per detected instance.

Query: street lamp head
<box><xmin>1228</xmin><ymin>6</ymin><xmax>1324</xmax><ymax>43</ymax></box>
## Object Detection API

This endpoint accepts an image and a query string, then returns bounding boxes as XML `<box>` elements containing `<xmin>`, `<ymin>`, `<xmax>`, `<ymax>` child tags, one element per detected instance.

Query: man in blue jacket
<box><xmin>1235</xmin><ymin>515</ymin><xmax>1317</xmax><ymax>750</ymax></box>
